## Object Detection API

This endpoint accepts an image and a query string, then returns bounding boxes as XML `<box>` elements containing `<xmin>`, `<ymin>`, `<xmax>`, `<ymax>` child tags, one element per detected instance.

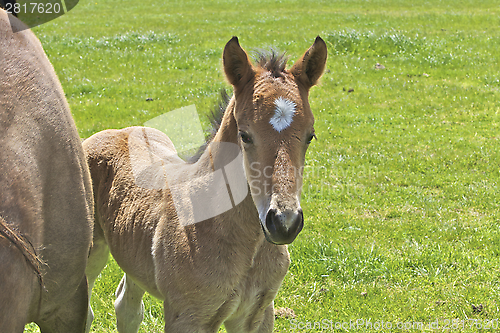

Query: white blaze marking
<box><xmin>270</xmin><ymin>97</ymin><xmax>296</xmax><ymax>132</ymax></box>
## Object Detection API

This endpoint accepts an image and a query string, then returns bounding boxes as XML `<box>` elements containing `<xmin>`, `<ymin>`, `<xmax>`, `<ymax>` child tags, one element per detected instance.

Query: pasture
<box><xmin>24</xmin><ymin>0</ymin><xmax>500</xmax><ymax>331</ymax></box>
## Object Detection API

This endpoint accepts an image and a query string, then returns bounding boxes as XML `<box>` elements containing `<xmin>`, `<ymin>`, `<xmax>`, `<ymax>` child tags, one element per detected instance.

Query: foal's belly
<box><xmin>104</xmin><ymin>217</ymin><xmax>164</xmax><ymax>300</ymax></box>
<box><xmin>112</xmin><ymin>247</ymin><xmax>164</xmax><ymax>299</ymax></box>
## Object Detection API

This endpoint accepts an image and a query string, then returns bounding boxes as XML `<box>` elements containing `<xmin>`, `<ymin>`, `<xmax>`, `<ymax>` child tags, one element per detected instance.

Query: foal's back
<box><xmin>83</xmin><ymin>126</ymin><xmax>187</xmax><ymax>294</ymax></box>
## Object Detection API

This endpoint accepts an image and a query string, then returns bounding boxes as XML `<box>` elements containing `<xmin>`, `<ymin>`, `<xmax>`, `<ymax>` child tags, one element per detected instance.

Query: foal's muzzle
<box><xmin>262</xmin><ymin>208</ymin><xmax>304</xmax><ymax>245</ymax></box>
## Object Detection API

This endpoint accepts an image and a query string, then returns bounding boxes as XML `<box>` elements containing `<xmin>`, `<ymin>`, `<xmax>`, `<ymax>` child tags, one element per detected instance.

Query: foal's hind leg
<box><xmin>115</xmin><ymin>273</ymin><xmax>146</xmax><ymax>333</ymax></box>
<box><xmin>85</xmin><ymin>223</ymin><xmax>110</xmax><ymax>333</ymax></box>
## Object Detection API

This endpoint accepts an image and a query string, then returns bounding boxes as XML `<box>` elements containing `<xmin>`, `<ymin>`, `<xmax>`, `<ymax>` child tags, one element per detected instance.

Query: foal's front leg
<box><xmin>224</xmin><ymin>302</ymin><xmax>274</xmax><ymax>333</ymax></box>
<box><xmin>115</xmin><ymin>274</ymin><xmax>146</xmax><ymax>333</ymax></box>
<box><xmin>163</xmin><ymin>301</ymin><xmax>225</xmax><ymax>333</ymax></box>
<box><xmin>258</xmin><ymin>305</ymin><xmax>275</xmax><ymax>333</ymax></box>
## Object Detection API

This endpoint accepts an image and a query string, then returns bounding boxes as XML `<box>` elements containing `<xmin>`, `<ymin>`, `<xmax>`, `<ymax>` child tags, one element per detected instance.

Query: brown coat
<box><xmin>0</xmin><ymin>9</ymin><xmax>93</xmax><ymax>332</ymax></box>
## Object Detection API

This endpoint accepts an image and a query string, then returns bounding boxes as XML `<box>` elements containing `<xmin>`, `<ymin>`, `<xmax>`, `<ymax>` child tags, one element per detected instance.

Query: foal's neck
<box><xmin>191</xmin><ymin>97</ymin><xmax>263</xmax><ymax>245</ymax></box>
<box><xmin>212</xmin><ymin>97</ymin><xmax>239</xmax><ymax>145</ymax></box>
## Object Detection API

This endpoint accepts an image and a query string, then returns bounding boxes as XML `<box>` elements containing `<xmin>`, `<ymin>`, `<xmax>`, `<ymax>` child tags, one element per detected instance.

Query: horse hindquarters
<box><xmin>1</xmin><ymin>9</ymin><xmax>93</xmax><ymax>332</ymax></box>
<box><xmin>36</xmin><ymin>276</ymin><xmax>89</xmax><ymax>333</ymax></box>
<box><xmin>0</xmin><ymin>242</ymin><xmax>37</xmax><ymax>333</ymax></box>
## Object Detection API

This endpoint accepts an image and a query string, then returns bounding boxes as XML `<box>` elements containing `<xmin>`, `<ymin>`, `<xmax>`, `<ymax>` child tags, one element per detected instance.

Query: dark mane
<box><xmin>187</xmin><ymin>89</ymin><xmax>231</xmax><ymax>163</ymax></box>
<box><xmin>254</xmin><ymin>48</ymin><xmax>288</xmax><ymax>78</ymax></box>
<box><xmin>207</xmin><ymin>88</ymin><xmax>230</xmax><ymax>141</ymax></box>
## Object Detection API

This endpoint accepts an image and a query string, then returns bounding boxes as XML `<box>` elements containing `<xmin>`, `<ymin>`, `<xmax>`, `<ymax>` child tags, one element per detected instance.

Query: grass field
<box><xmin>23</xmin><ymin>0</ymin><xmax>500</xmax><ymax>331</ymax></box>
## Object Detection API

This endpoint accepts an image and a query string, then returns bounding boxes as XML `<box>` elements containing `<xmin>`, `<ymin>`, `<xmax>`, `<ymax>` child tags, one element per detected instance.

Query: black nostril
<box><xmin>297</xmin><ymin>209</ymin><xmax>304</xmax><ymax>224</ymax></box>
<box><xmin>265</xmin><ymin>208</ymin><xmax>277</xmax><ymax>232</ymax></box>
<box><xmin>295</xmin><ymin>209</ymin><xmax>304</xmax><ymax>233</ymax></box>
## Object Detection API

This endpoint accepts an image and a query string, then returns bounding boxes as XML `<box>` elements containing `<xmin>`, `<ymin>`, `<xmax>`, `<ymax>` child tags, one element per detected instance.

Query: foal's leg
<box><xmin>224</xmin><ymin>302</ymin><xmax>274</xmax><ymax>333</ymax></box>
<box><xmin>85</xmin><ymin>223</ymin><xmax>110</xmax><ymax>333</ymax></box>
<box><xmin>115</xmin><ymin>274</ymin><xmax>146</xmax><ymax>333</ymax></box>
<box><xmin>257</xmin><ymin>305</ymin><xmax>275</xmax><ymax>333</ymax></box>
<box><xmin>163</xmin><ymin>302</ymin><xmax>220</xmax><ymax>333</ymax></box>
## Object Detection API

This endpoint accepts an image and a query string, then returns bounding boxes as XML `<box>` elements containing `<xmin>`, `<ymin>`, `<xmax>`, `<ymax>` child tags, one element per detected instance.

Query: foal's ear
<box><xmin>223</xmin><ymin>36</ymin><xmax>254</xmax><ymax>87</ymax></box>
<box><xmin>290</xmin><ymin>36</ymin><xmax>328</xmax><ymax>89</ymax></box>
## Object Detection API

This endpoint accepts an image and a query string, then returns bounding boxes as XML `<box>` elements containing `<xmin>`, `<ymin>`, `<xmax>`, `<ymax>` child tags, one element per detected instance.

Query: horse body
<box><xmin>0</xmin><ymin>9</ymin><xmax>93</xmax><ymax>332</ymax></box>
<box><xmin>85</xmin><ymin>127</ymin><xmax>287</xmax><ymax>332</ymax></box>
<box><xmin>85</xmin><ymin>36</ymin><xmax>326</xmax><ymax>332</ymax></box>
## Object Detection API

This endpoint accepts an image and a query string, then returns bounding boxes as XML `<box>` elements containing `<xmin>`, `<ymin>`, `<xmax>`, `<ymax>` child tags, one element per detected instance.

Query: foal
<box><xmin>84</xmin><ymin>36</ymin><xmax>327</xmax><ymax>333</ymax></box>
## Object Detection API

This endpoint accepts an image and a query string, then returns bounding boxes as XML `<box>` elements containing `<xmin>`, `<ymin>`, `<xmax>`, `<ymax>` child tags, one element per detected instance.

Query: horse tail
<box><xmin>0</xmin><ymin>216</ymin><xmax>43</xmax><ymax>284</ymax></box>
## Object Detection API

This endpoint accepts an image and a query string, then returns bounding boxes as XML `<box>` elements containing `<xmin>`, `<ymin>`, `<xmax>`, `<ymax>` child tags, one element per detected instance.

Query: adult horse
<box><xmin>0</xmin><ymin>9</ymin><xmax>93</xmax><ymax>332</ymax></box>
<box><xmin>84</xmin><ymin>36</ymin><xmax>327</xmax><ymax>332</ymax></box>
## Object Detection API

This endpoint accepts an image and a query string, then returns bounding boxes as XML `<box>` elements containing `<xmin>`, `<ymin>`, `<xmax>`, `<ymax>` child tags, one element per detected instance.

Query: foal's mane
<box><xmin>254</xmin><ymin>48</ymin><xmax>289</xmax><ymax>78</ymax></box>
<box><xmin>187</xmin><ymin>48</ymin><xmax>287</xmax><ymax>163</ymax></box>
<box><xmin>187</xmin><ymin>89</ymin><xmax>231</xmax><ymax>163</ymax></box>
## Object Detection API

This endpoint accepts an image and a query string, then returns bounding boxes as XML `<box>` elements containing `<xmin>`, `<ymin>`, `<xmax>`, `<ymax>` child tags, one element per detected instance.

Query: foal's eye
<box><xmin>306</xmin><ymin>133</ymin><xmax>317</xmax><ymax>144</ymax></box>
<box><xmin>239</xmin><ymin>131</ymin><xmax>253</xmax><ymax>144</ymax></box>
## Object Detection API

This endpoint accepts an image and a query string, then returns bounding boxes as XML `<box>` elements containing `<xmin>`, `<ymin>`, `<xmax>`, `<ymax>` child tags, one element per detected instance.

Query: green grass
<box><xmin>23</xmin><ymin>0</ymin><xmax>500</xmax><ymax>331</ymax></box>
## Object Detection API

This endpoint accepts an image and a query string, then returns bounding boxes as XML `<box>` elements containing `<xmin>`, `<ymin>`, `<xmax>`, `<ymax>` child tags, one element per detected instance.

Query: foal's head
<box><xmin>223</xmin><ymin>37</ymin><xmax>327</xmax><ymax>245</ymax></box>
